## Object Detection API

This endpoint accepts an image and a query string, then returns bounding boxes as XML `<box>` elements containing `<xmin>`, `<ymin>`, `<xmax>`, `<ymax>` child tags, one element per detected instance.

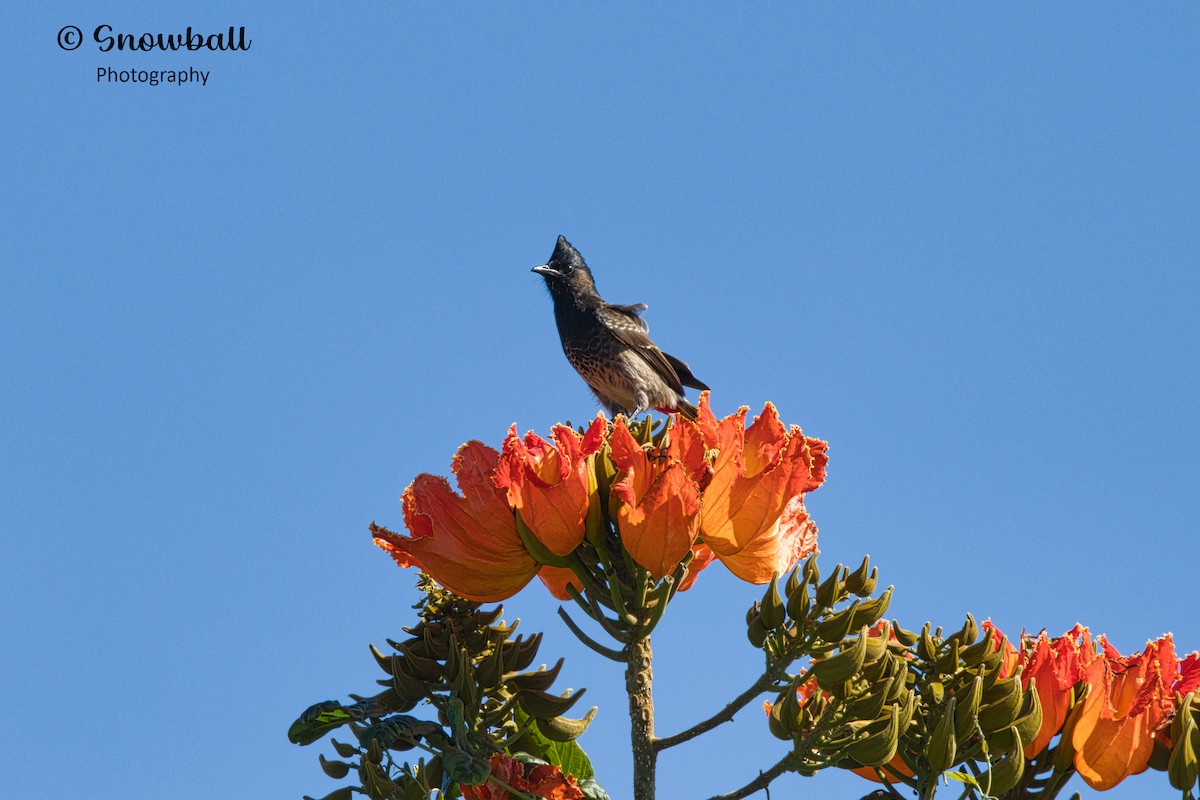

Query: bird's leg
<box><xmin>630</xmin><ymin>390</ymin><xmax>649</xmax><ymax>420</ymax></box>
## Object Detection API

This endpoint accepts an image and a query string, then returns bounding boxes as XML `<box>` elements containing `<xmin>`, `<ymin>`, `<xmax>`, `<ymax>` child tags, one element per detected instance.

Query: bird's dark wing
<box><xmin>662</xmin><ymin>352</ymin><xmax>709</xmax><ymax>391</ymax></box>
<box><xmin>606</xmin><ymin>303</ymin><xmax>650</xmax><ymax>332</ymax></box>
<box><xmin>597</xmin><ymin>304</ymin><xmax>684</xmax><ymax>393</ymax></box>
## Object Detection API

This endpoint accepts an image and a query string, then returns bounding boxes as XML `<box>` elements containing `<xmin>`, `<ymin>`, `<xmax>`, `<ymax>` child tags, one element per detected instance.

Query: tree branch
<box><xmin>627</xmin><ymin>633</ymin><xmax>657</xmax><ymax>800</ymax></box>
<box><xmin>653</xmin><ymin>672</ymin><xmax>775</xmax><ymax>751</ymax></box>
<box><xmin>701</xmin><ymin>752</ymin><xmax>795</xmax><ymax>800</ymax></box>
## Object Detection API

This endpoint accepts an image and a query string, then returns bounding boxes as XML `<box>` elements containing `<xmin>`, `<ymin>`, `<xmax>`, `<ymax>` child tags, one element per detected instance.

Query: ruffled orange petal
<box><xmin>609</xmin><ymin>417</ymin><xmax>701</xmax><ymax>578</ymax></box>
<box><xmin>495</xmin><ymin>420</ymin><xmax>601</xmax><ymax>557</ymax></box>
<box><xmin>743</xmin><ymin>402</ymin><xmax>788</xmax><ymax>478</ymax></box>
<box><xmin>537</xmin><ymin>565</ymin><xmax>583</xmax><ymax>601</ymax></box>
<box><xmin>373</xmin><ymin>441</ymin><xmax>536</xmax><ymax>603</ymax></box>
<box><xmin>678</xmin><ymin>542</ymin><xmax>717</xmax><ymax>592</ymax></box>
<box><xmin>1022</xmin><ymin>634</ymin><xmax>1075</xmax><ymax>757</ymax></box>
<box><xmin>615</xmin><ymin>462</ymin><xmax>701</xmax><ymax>579</ymax></box>
<box><xmin>710</xmin><ymin>497</ymin><xmax>817</xmax><ymax>584</ymax></box>
<box><xmin>1072</xmin><ymin>637</ymin><xmax>1177</xmax><ymax>790</ymax></box>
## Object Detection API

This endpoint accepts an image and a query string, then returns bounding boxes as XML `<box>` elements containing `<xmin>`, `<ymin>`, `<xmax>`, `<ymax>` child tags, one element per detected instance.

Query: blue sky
<box><xmin>4</xmin><ymin>4</ymin><xmax>1198</xmax><ymax>799</ymax></box>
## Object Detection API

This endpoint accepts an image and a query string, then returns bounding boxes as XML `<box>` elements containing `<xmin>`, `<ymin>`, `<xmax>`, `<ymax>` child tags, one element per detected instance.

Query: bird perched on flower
<box><xmin>533</xmin><ymin>236</ymin><xmax>708</xmax><ymax>420</ymax></box>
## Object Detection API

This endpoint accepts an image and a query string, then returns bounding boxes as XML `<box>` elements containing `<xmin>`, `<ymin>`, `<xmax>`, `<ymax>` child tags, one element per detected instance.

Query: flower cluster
<box><xmin>372</xmin><ymin>394</ymin><xmax>828</xmax><ymax>601</ymax></box>
<box><xmin>1013</xmin><ymin>625</ymin><xmax>1200</xmax><ymax>790</ymax></box>
<box><xmin>838</xmin><ymin>620</ymin><xmax>1200</xmax><ymax>792</ymax></box>
<box><xmin>462</xmin><ymin>755</ymin><xmax>583</xmax><ymax>800</ymax></box>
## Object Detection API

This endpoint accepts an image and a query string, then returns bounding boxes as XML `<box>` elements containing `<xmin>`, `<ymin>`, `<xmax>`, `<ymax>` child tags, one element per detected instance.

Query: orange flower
<box><xmin>849</xmin><ymin>755</ymin><xmax>916</xmax><ymax>784</ymax></box>
<box><xmin>673</xmin><ymin>394</ymin><xmax>827</xmax><ymax>583</ymax></box>
<box><xmin>536</xmin><ymin>565</ymin><xmax>583</xmax><ymax>601</ymax></box>
<box><xmin>460</xmin><ymin>754</ymin><xmax>525</xmax><ymax>800</ymax></box>
<box><xmin>1177</xmin><ymin>651</ymin><xmax>1200</xmax><ymax>695</ymax></box>
<box><xmin>461</xmin><ymin>754</ymin><xmax>584</xmax><ymax>800</ymax></box>
<box><xmin>981</xmin><ymin>620</ymin><xmax>1020</xmax><ymax>678</ymax></box>
<box><xmin>677</xmin><ymin>543</ymin><xmax>718</xmax><ymax>592</ymax></box>
<box><xmin>1072</xmin><ymin>634</ymin><xmax>1179</xmax><ymax>790</ymax></box>
<box><xmin>608</xmin><ymin>417</ymin><xmax>702</xmax><ymax>578</ymax></box>
<box><xmin>524</xmin><ymin>763</ymin><xmax>585</xmax><ymax>800</ymax></box>
<box><xmin>372</xmin><ymin>441</ymin><xmax>538</xmax><ymax>603</ymax></box>
<box><xmin>1018</xmin><ymin>625</ymin><xmax>1095</xmax><ymax>758</ymax></box>
<box><xmin>494</xmin><ymin>417</ymin><xmax>606</xmax><ymax>557</ymax></box>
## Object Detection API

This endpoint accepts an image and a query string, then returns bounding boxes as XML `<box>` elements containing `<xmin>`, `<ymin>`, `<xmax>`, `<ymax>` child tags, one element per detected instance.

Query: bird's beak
<box><xmin>532</xmin><ymin>265</ymin><xmax>559</xmax><ymax>277</ymax></box>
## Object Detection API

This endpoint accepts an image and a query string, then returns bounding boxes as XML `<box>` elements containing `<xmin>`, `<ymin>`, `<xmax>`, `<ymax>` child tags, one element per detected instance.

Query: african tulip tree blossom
<box><xmin>461</xmin><ymin>754</ymin><xmax>584</xmax><ymax>800</ymax></box>
<box><xmin>375</xmin><ymin>397</ymin><xmax>828</xmax><ymax>602</ymax></box>
<box><xmin>494</xmin><ymin>417</ymin><xmax>606</xmax><ymax>557</ymax></box>
<box><xmin>1019</xmin><ymin>625</ymin><xmax>1098</xmax><ymax>758</ymax></box>
<box><xmin>1072</xmin><ymin>634</ymin><xmax>1180</xmax><ymax>790</ymax></box>
<box><xmin>608</xmin><ymin>417</ymin><xmax>702</xmax><ymax>579</ymax></box>
<box><xmin>672</xmin><ymin>394</ymin><xmax>828</xmax><ymax>583</ymax></box>
<box><xmin>372</xmin><ymin>442</ymin><xmax>538</xmax><ymax>603</ymax></box>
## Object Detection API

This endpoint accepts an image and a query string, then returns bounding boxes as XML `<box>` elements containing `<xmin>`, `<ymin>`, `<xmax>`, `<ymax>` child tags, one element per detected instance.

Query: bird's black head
<box><xmin>532</xmin><ymin>235</ymin><xmax>600</xmax><ymax>301</ymax></box>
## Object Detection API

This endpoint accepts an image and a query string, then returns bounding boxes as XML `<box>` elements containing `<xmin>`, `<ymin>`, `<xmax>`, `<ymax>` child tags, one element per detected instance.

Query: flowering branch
<box><xmin>292</xmin><ymin>397</ymin><xmax>1200</xmax><ymax>800</ymax></box>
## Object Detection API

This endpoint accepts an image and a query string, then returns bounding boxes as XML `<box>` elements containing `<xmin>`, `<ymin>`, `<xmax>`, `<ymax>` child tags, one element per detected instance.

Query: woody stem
<box><xmin>625</xmin><ymin>631</ymin><xmax>656</xmax><ymax>800</ymax></box>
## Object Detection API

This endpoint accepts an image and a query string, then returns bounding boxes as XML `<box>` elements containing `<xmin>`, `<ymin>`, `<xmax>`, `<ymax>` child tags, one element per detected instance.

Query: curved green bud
<box><xmin>953</xmin><ymin>675</ymin><xmax>984</xmax><ymax>743</ymax></box>
<box><xmin>891</xmin><ymin>621</ymin><xmax>919</xmax><ymax>648</ymax></box>
<box><xmin>802</xmin><ymin>554</ymin><xmax>820</xmax><ymax>586</ymax></box>
<box><xmin>843</xmin><ymin>555</ymin><xmax>871</xmax><ymax>596</ymax></box>
<box><xmin>760</xmin><ymin>575</ymin><xmax>786</xmax><ymax>631</ymax></box>
<box><xmin>863</xmin><ymin>626</ymin><xmax>890</xmax><ymax>663</ymax></box>
<box><xmin>814</xmin><ymin>565</ymin><xmax>845</xmax><ymax>609</ymax></box>
<box><xmin>845</xmin><ymin>676</ymin><xmax>891</xmax><ymax>723</ymax></box>
<box><xmin>947</xmin><ymin>613</ymin><xmax>978</xmax><ymax>648</ymax></box>
<box><xmin>505</xmin><ymin>657</ymin><xmax>565</xmax><ymax>693</ymax></box>
<box><xmin>811</xmin><ymin>627</ymin><xmax>869</xmax><ymax>689</ymax></box>
<box><xmin>537</xmin><ymin>706</ymin><xmax>598</xmax><ymax>742</ymax></box>
<box><xmin>517</xmin><ymin>687</ymin><xmax>586</xmax><ymax>720</ymax></box>
<box><xmin>785</xmin><ymin>565</ymin><xmax>804</xmax><ymax>603</ymax></box>
<box><xmin>847</xmin><ymin>704</ymin><xmax>901</xmax><ymax>767</ymax></box>
<box><xmin>975</xmin><ymin>725</ymin><xmax>1025</xmax><ymax>797</ymax></box>
<box><xmin>746</xmin><ymin>606</ymin><xmax>768</xmax><ymax>648</ymax></box>
<box><xmin>959</xmin><ymin>627</ymin><xmax>996</xmax><ymax>667</ymax></box>
<box><xmin>768</xmin><ymin>697</ymin><xmax>795</xmax><ymax>740</ymax></box>
<box><xmin>978</xmin><ymin>683</ymin><xmax>1024</xmax><ymax>734</ymax></box>
<box><xmin>851</xmin><ymin>587</ymin><xmax>893</xmax><ymax>630</ymax></box>
<box><xmin>319</xmin><ymin>754</ymin><xmax>352</xmax><ymax>779</ymax></box>
<box><xmin>777</xmin><ymin>681</ymin><xmax>806</xmax><ymax>734</ymax></box>
<box><xmin>1167</xmin><ymin>692</ymin><xmax>1198</xmax><ymax>791</ymax></box>
<box><xmin>935</xmin><ymin>639</ymin><xmax>961</xmax><ymax>675</ymax></box>
<box><xmin>926</xmin><ymin>696</ymin><xmax>958</xmax><ymax>775</ymax></box>
<box><xmin>786</xmin><ymin>572</ymin><xmax>811</xmax><ymax>624</ymax></box>
<box><xmin>816</xmin><ymin>599</ymin><xmax>861</xmax><ymax>644</ymax></box>
<box><xmin>506</xmin><ymin>632</ymin><xmax>543</xmax><ymax>673</ymax></box>
<box><xmin>1011</xmin><ymin>681</ymin><xmax>1043</xmax><ymax>749</ymax></box>
<box><xmin>917</xmin><ymin>624</ymin><xmax>938</xmax><ymax>662</ymax></box>
<box><xmin>397</xmin><ymin>642</ymin><xmax>441</xmax><ymax>682</ymax></box>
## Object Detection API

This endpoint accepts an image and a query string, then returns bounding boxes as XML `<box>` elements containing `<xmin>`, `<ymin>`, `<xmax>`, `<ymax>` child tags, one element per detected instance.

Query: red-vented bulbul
<box><xmin>532</xmin><ymin>236</ymin><xmax>708</xmax><ymax>420</ymax></box>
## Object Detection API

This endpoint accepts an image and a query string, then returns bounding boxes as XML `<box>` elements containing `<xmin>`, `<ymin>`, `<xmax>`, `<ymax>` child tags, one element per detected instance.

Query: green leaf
<box><xmin>512</xmin><ymin>707</ymin><xmax>594</xmax><ymax>781</ymax></box>
<box><xmin>289</xmin><ymin>702</ymin><xmax>355</xmax><ymax>746</ymax></box>
<box><xmin>943</xmin><ymin>770</ymin><xmax>982</xmax><ymax>790</ymax></box>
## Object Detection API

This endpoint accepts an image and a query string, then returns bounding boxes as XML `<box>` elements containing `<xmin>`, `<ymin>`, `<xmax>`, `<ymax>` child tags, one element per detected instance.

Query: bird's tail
<box><xmin>675</xmin><ymin>398</ymin><xmax>699</xmax><ymax>421</ymax></box>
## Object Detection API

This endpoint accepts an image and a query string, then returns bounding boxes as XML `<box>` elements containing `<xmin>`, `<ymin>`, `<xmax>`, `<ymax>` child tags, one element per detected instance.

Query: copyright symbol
<box><xmin>58</xmin><ymin>25</ymin><xmax>82</xmax><ymax>50</ymax></box>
